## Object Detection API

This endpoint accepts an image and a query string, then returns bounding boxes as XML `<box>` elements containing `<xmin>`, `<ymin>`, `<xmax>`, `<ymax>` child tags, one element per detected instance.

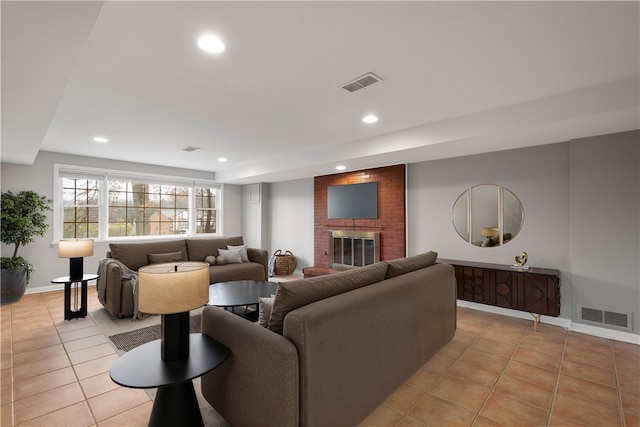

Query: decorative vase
<box><xmin>1</xmin><ymin>267</ymin><xmax>27</xmax><ymax>304</ymax></box>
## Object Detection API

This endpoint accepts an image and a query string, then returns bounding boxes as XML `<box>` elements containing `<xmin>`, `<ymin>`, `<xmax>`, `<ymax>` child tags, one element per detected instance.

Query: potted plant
<box><xmin>1</xmin><ymin>190</ymin><xmax>52</xmax><ymax>304</ymax></box>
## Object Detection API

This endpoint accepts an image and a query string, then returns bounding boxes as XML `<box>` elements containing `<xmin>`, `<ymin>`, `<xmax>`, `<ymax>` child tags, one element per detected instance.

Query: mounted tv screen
<box><xmin>327</xmin><ymin>182</ymin><xmax>378</xmax><ymax>219</ymax></box>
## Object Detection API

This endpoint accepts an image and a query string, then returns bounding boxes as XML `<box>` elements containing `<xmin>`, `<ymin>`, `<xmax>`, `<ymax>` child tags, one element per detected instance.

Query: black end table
<box><xmin>110</xmin><ymin>333</ymin><xmax>229</xmax><ymax>427</ymax></box>
<box><xmin>51</xmin><ymin>273</ymin><xmax>99</xmax><ymax>320</ymax></box>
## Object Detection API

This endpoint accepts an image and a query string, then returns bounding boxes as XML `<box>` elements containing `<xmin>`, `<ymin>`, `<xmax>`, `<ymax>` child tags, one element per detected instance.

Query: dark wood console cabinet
<box><xmin>439</xmin><ymin>259</ymin><xmax>561</xmax><ymax>317</ymax></box>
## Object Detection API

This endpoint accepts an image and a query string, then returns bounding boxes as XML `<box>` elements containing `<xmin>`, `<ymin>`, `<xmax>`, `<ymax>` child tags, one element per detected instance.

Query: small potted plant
<box><xmin>1</xmin><ymin>190</ymin><xmax>52</xmax><ymax>304</ymax></box>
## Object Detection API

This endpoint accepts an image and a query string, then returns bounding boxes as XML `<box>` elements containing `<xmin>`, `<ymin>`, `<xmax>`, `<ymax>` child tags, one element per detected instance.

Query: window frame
<box><xmin>53</xmin><ymin>164</ymin><xmax>221</xmax><ymax>243</ymax></box>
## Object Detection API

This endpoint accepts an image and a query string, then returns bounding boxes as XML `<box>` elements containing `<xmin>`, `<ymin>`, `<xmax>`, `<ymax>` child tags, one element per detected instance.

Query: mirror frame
<box><xmin>451</xmin><ymin>184</ymin><xmax>524</xmax><ymax>247</ymax></box>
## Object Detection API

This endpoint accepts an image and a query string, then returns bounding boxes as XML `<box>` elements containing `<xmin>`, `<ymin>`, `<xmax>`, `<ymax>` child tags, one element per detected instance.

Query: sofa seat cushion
<box><xmin>268</xmin><ymin>262</ymin><xmax>389</xmax><ymax>334</ymax></box>
<box><xmin>210</xmin><ymin>262</ymin><xmax>266</xmax><ymax>284</ymax></box>
<box><xmin>185</xmin><ymin>236</ymin><xmax>244</xmax><ymax>261</ymax></box>
<box><xmin>110</xmin><ymin>240</ymin><xmax>188</xmax><ymax>271</ymax></box>
<box><xmin>385</xmin><ymin>251</ymin><xmax>438</xmax><ymax>279</ymax></box>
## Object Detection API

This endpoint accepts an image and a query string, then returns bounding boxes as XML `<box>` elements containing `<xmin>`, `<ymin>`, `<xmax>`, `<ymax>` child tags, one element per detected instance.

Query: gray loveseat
<box><xmin>200</xmin><ymin>251</ymin><xmax>456</xmax><ymax>427</ymax></box>
<box><xmin>98</xmin><ymin>236</ymin><xmax>268</xmax><ymax>318</ymax></box>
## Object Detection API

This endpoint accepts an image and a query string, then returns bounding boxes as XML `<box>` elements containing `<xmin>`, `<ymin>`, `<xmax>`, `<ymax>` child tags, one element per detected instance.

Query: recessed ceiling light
<box><xmin>336</xmin><ymin>165</ymin><xmax>346</xmax><ymax>171</ymax></box>
<box><xmin>92</xmin><ymin>137</ymin><xmax>109</xmax><ymax>143</ymax></box>
<box><xmin>198</xmin><ymin>34</ymin><xmax>225</xmax><ymax>54</ymax></box>
<box><xmin>218</xmin><ymin>157</ymin><xmax>228</xmax><ymax>163</ymax></box>
<box><xmin>362</xmin><ymin>115</ymin><xmax>378</xmax><ymax>124</ymax></box>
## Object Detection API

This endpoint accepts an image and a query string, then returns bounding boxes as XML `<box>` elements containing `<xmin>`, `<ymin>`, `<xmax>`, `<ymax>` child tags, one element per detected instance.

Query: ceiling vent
<box><xmin>182</xmin><ymin>146</ymin><xmax>201</xmax><ymax>152</ymax></box>
<box><xmin>342</xmin><ymin>72</ymin><xmax>383</xmax><ymax>92</ymax></box>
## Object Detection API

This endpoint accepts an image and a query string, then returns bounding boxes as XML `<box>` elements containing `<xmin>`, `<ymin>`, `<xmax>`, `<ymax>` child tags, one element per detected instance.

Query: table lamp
<box><xmin>58</xmin><ymin>239</ymin><xmax>94</xmax><ymax>281</ymax></box>
<box><xmin>138</xmin><ymin>262</ymin><xmax>209</xmax><ymax>361</ymax></box>
<box><xmin>481</xmin><ymin>227</ymin><xmax>500</xmax><ymax>238</ymax></box>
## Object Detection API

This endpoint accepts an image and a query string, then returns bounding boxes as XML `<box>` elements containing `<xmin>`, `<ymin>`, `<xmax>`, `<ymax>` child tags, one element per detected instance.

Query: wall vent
<box><xmin>579</xmin><ymin>306</ymin><xmax>633</xmax><ymax>331</ymax></box>
<box><xmin>341</xmin><ymin>72</ymin><xmax>383</xmax><ymax>92</ymax></box>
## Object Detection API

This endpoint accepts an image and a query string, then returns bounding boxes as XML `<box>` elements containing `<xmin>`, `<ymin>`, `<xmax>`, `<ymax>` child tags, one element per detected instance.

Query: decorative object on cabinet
<box><xmin>513</xmin><ymin>251</ymin><xmax>529</xmax><ymax>268</ymax></box>
<box><xmin>440</xmin><ymin>258</ymin><xmax>560</xmax><ymax>318</ymax></box>
<box><xmin>451</xmin><ymin>184</ymin><xmax>524</xmax><ymax>247</ymax></box>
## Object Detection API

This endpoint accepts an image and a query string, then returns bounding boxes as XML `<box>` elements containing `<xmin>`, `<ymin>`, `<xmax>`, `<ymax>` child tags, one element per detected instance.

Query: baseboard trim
<box><xmin>570</xmin><ymin>321</ymin><xmax>640</xmax><ymax>345</ymax></box>
<box><xmin>457</xmin><ymin>300</ymin><xmax>639</xmax><ymax>345</ymax></box>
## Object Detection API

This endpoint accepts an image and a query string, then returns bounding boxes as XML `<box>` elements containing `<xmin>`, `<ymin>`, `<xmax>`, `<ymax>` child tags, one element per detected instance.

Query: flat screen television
<box><xmin>327</xmin><ymin>182</ymin><xmax>378</xmax><ymax>219</ymax></box>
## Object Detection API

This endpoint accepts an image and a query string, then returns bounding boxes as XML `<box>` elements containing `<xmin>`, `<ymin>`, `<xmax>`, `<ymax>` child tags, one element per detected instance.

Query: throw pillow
<box><xmin>258</xmin><ymin>294</ymin><xmax>276</xmax><ymax>328</ymax></box>
<box><xmin>227</xmin><ymin>244</ymin><xmax>249</xmax><ymax>262</ymax></box>
<box><xmin>147</xmin><ymin>251</ymin><xmax>184</xmax><ymax>264</ymax></box>
<box><xmin>385</xmin><ymin>251</ymin><xmax>438</xmax><ymax>279</ymax></box>
<box><xmin>204</xmin><ymin>255</ymin><xmax>216</xmax><ymax>266</ymax></box>
<box><xmin>217</xmin><ymin>248</ymin><xmax>243</xmax><ymax>264</ymax></box>
<box><xmin>217</xmin><ymin>255</ymin><xmax>227</xmax><ymax>265</ymax></box>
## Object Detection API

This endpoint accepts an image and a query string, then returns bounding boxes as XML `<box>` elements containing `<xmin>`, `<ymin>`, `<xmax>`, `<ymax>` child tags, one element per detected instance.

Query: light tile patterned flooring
<box><xmin>1</xmin><ymin>288</ymin><xmax>639</xmax><ymax>426</ymax></box>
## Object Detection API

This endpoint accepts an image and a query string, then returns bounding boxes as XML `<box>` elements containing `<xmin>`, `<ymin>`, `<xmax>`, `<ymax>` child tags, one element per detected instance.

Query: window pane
<box><xmin>61</xmin><ymin>178</ymin><xmax>99</xmax><ymax>238</ymax></box>
<box><xmin>196</xmin><ymin>209</ymin><xmax>216</xmax><ymax>234</ymax></box>
<box><xmin>106</xmin><ymin>182</ymin><xmax>193</xmax><ymax>238</ymax></box>
<box><xmin>175</xmin><ymin>195</ymin><xmax>188</xmax><ymax>209</ymax></box>
<box><xmin>195</xmin><ymin>188</ymin><xmax>216</xmax><ymax>209</ymax></box>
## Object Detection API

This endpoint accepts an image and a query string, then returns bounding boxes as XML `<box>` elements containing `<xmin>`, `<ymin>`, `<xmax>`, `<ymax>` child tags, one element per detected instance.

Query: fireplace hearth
<box><xmin>329</xmin><ymin>230</ymin><xmax>380</xmax><ymax>269</ymax></box>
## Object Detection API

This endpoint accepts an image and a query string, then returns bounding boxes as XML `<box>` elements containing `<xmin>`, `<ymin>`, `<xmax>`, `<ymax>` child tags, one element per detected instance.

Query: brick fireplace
<box><xmin>313</xmin><ymin>164</ymin><xmax>406</xmax><ymax>269</ymax></box>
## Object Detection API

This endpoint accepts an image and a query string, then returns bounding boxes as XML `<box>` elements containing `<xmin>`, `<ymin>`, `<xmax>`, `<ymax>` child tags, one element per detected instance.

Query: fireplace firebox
<box><xmin>329</xmin><ymin>230</ymin><xmax>380</xmax><ymax>269</ymax></box>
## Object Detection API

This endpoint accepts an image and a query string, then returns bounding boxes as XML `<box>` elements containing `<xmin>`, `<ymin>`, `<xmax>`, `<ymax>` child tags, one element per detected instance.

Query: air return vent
<box><xmin>579</xmin><ymin>306</ymin><xmax>633</xmax><ymax>331</ymax></box>
<box><xmin>182</xmin><ymin>146</ymin><xmax>200</xmax><ymax>152</ymax></box>
<box><xmin>342</xmin><ymin>72</ymin><xmax>383</xmax><ymax>92</ymax></box>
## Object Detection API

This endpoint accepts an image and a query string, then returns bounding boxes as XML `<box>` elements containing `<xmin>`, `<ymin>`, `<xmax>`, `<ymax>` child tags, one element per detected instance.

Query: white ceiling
<box><xmin>2</xmin><ymin>1</ymin><xmax>639</xmax><ymax>184</ymax></box>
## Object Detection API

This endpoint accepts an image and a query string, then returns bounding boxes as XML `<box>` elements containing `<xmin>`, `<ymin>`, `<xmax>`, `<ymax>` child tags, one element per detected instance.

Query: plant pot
<box><xmin>1</xmin><ymin>267</ymin><xmax>27</xmax><ymax>304</ymax></box>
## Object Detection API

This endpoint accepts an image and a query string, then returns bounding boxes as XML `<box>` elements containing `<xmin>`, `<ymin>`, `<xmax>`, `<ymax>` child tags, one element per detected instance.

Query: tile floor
<box><xmin>1</xmin><ymin>287</ymin><xmax>639</xmax><ymax>426</ymax></box>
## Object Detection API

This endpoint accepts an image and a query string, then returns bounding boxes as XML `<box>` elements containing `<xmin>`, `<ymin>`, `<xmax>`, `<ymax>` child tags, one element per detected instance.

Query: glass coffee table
<box><xmin>208</xmin><ymin>280</ymin><xmax>279</xmax><ymax>321</ymax></box>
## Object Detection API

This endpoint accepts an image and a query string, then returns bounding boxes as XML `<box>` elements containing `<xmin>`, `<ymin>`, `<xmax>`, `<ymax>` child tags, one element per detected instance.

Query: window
<box><xmin>55</xmin><ymin>165</ymin><xmax>220</xmax><ymax>241</ymax></box>
<box><xmin>62</xmin><ymin>178</ymin><xmax>100</xmax><ymax>238</ymax></box>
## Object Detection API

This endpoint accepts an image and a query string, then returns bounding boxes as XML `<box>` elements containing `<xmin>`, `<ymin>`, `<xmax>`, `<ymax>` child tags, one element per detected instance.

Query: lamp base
<box><xmin>69</xmin><ymin>257</ymin><xmax>84</xmax><ymax>281</ymax></box>
<box><xmin>161</xmin><ymin>312</ymin><xmax>190</xmax><ymax>361</ymax></box>
<box><xmin>148</xmin><ymin>376</ymin><xmax>203</xmax><ymax>427</ymax></box>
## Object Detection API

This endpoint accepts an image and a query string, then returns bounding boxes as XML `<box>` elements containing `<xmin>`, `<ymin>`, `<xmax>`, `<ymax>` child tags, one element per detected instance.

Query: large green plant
<box><xmin>1</xmin><ymin>190</ymin><xmax>52</xmax><ymax>283</ymax></box>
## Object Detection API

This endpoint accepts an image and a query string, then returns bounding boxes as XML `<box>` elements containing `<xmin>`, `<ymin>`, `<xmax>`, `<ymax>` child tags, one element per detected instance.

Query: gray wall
<box><xmin>264</xmin><ymin>178</ymin><xmax>315</xmax><ymax>270</ymax></box>
<box><xmin>240</xmin><ymin>183</ymin><xmax>268</xmax><ymax>249</ymax></box>
<box><xmin>0</xmin><ymin>151</ymin><xmax>240</xmax><ymax>291</ymax></box>
<box><xmin>407</xmin><ymin>142</ymin><xmax>572</xmax><ymax>319</ymax></box>
<box><xmin>569</xmin><ymin>131</ymin><xmax>639</xmax><ymax>331</ymax></box>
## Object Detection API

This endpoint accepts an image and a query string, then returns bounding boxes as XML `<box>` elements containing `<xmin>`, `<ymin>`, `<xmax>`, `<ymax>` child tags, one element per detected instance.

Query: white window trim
<box><xmin>53</xmin><ymin>163</ymin><xmax>221</xmax><ymax>243</ymax></box>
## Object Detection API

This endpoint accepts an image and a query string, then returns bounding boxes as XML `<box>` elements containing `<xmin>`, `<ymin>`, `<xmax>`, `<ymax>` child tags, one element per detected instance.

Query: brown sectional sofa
<box><xmin>200</xmin><ymin>252</ymin><xmax>456</xmax><ymax>427</ymax></box>
<box><xmin>98</xmin><ymin>236</ymin><xmax>268</xmax><ymax>318</ymax></box>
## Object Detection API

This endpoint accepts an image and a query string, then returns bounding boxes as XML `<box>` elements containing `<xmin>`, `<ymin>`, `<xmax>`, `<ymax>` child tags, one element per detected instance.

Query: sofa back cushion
<box><xmin>385</xmin><ymin>251</ymin><xmax>438</xmax><ymax>279</ymax></box>
<box><xmin>147</xmin><ymin>251</ymin><xmax>184</xmax><ymax>264</ymax></box>
<box><xmin>268</xmin><ymin>262</ymin><xmax>389</xmax><ymax>334</ymax></box>
<box><xmin>185</xmin><ymin>236</ymin><xmax>244</xmax><ymax>261</ymax></box>
<box><xmin>109</xmin><ymin>240</ymin><xmax>188</xmax><ymax>271</ymax></box>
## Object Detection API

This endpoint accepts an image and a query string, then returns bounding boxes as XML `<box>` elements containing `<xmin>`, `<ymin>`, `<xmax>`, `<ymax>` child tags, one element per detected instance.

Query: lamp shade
<box><xmin>138</xmin><ymin>262</ymin><xmax>210</xmax><ymax>314</ymax></box>
<box><xmin>58</xmin><ymin>239</ymin><xmax>94</xmax><ymax>258</ymax></box>
<box><xmin>481</xmin><ymin>227</ymin><xmax>500</xmax><ymax>237</ymax></box>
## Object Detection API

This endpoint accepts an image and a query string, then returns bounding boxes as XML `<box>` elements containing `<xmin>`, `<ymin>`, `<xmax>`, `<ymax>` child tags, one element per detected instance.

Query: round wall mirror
<box><xmin>451</xmin><ymin>184</ymin><xmax>524</xmax><ymax>247</ymax></box>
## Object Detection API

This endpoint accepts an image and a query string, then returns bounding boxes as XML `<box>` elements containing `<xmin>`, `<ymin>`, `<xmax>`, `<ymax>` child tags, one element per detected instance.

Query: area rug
<box><xmin>89</xmin><ymin>305</ymin><xmax>206</xmax><ymax>336</ymax></box>
<box><xmin>109</xmin><ymin>314</ymin><xmax>202</xmax><ymax>352</ymax></box>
